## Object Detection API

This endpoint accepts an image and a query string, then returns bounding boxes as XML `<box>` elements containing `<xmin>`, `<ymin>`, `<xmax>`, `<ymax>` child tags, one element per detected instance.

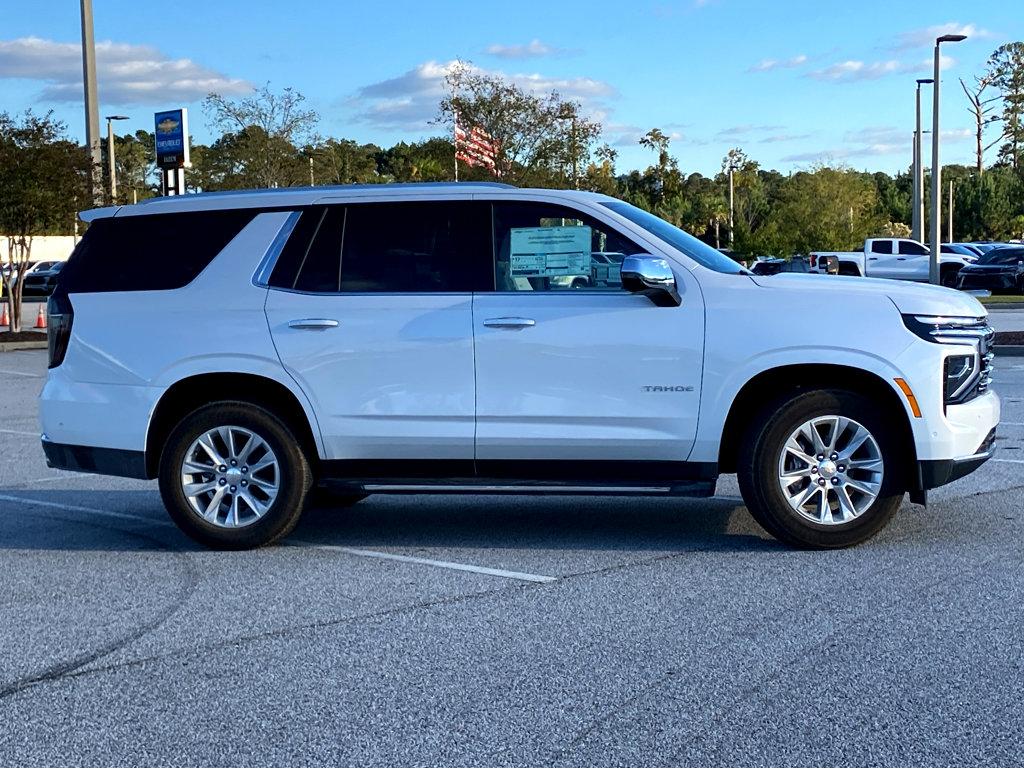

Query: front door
<box><xmin>265</xmin><ymin>201</ymin><xmax>491</xmax><ymax>467</ymax></box>
<box><xmin>472</xmin><ymin>199</ymin><xmax>705</xmax><ymax>477</ymax></box>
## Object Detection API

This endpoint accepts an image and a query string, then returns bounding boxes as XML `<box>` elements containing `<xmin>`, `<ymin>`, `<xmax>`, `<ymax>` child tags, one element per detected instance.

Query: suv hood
<box><xmin>750</xmin><ymin>273</ymin><xmax>986</xmax><ymax>318</ymax></box>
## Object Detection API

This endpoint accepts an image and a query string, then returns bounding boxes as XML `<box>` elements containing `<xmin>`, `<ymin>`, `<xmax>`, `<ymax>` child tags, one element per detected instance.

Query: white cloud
<box><xmin>784</xmin><ymin>124</ymin><xmax>972</xmax><ymax>163</ymax></box>
<box><xmin>809</xmin><ymin>55</ymin><xmax>954</xmax><ymax>82</ymax></box>
<box><xmin>749</xmin><ymin>54</ymin><xmax>807</xmax><ymax>73</ymax></box>
<box><xmin>352</xmin><ymin>59</ymin><xmax>616</xmax><ymax>131</ymax></box>
<box><xmin>894</xmin><ymin>22</ymin><xmax>991</xmax><ymax>51</ymax></box>
<box><xmin>715</xmin><ymin>124</ymin><xmax>785</xmax><ymax>139</ymax></box>
<box><xmin>485</xmin><ymin>39</ymin><xmax>565</xmax><ymax>59</ymax></box>
<box><xmin>0</xmin><ymin>36</ymin><xmax>251</xmax><ymax>105</ymax></box>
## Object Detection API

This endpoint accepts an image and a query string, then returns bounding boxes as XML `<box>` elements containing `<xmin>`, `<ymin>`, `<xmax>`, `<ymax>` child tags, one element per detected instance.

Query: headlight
<box><xmin>902</xmin><ymin>314</ymin><xmax>995</xmax><ymax>406</ymax></box>
<box><xmin>944</xmin><ymin>353</ymin><xmax>978</xmax><ymax>403</ymax></box>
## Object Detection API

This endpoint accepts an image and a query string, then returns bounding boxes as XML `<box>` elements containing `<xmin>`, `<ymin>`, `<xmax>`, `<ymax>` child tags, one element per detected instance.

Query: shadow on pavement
<box><xmin>0</xmin><ymin>487</ymin><xmax>778</xmax><ymax>554</ymax></box>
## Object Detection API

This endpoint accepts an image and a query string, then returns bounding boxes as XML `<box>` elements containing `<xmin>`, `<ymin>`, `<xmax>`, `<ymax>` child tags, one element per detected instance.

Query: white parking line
<box><xmin>0</xmin><ymin>428</ymin><xmax>39</xmax><ymax>437</ymax></box>
<box><xmin>0</xmin><ymin>369</ymin><xmax>41</xmax><ymax>378</ymax></box>
<box><xmin>292</xmin><ymin>541</ymin><xmax>557</xmax><ymax>583</ymax></box>
<box><xmin>0</xmin><ymin>491</ymin><xmax>557</xmax><ymax>583</ymax></box>
<box><xmin>993</xmin><ymin>458</ymin><xmax>1024</xmax><ymax>465</ymax></box>
<box><xmin>19</xmin><ymin>472</ymin><xmax>91</xmax><ymax>485</ymax></box>
<box><xmin>0</xmin><ymin>492</ymin><xmax>174</xmax><ymax>527</ymax></box>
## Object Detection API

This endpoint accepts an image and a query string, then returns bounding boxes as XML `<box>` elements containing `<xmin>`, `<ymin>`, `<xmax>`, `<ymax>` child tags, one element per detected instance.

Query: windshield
<box><xmin>601</xmin><ymin>200</ymin><xmax>746</xmax><ymax>274</ymax></box>
<box><xmin>977</xmin><ymin>248</ymin><xmax>1024</xmax><ymax>265</ymax></box>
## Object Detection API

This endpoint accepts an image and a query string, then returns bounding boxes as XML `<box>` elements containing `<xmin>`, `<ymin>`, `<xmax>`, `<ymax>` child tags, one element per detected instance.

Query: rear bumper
<box><xmin>42</xmin><ymin>439</ymin><xmax>148</xmax><ymax>479</ymax></box>
<box><xmin>916</xmin><ymin>428</ymin><xmax>996</xmax><ymax>490</ymax></box>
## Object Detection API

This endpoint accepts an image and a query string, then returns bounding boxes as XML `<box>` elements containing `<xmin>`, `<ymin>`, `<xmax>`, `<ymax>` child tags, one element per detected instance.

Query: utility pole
<box><xmin>930</xmin><ymin>33</ymin><xmax>967</xmax><ymax>284</ymax></box>
<box><xmin>728</xmin><ymin>165</ymin><xmax>735</xmax><ymax>249</ymax></box>
<box><xmin>309</xmin><ymin>155</ymin><xmax>314</xmax><ymax>186</ymax></box>
<box><xmin>913</xmin><ymin>79</ymin><xmax>933</xmax><ymax>242</ymax></box>
<box><xmin>948</xmin><ymin>179</ymin><xmax>954</xmax><ymax>242</ymax></box>
<box><xmin>105</xmin><ymin>115</ymin><xmax>128</xmax><ymax>204</ymax></box>
<box><xmin>80</xmin><ymin>0</ymin><xmax>102</xmax><ymax>205</ymax></box>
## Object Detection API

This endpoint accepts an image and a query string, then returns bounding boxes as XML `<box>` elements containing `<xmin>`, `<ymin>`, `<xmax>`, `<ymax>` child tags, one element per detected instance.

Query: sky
<box><xmin>1</xmin><ymin>0</ymin><xmax>1022</xmax><ymax>176</ymax></box>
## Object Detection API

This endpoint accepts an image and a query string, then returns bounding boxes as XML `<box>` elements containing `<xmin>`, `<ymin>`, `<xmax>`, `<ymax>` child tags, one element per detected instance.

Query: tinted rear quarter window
<box><xmin>60</xmin><ymin>210</ymin><xmax>256</xmax><ymax>294</ymax></box>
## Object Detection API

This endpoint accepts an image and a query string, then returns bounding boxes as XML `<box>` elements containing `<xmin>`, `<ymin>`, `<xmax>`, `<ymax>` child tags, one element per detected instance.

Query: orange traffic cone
<box><xmin>34</xmin><ymin>304</ymin><xmax>46</xmax><ymax>329</ymax></box>
<box><xmin>0</xmin><ymin>303</ymin><xmax>8</xmax><ymax>328</ymax></box>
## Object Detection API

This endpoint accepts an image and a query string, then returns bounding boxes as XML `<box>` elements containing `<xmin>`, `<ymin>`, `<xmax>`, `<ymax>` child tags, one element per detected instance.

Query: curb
<box><xmin>995</xmin><ymin>345</ymin><xmax>1024</xmax><ymax>357</ymax></box>
<box><xmin>0</xmin><ymin>340</ymin><xmax>46</xmax><ymax>352</ymax></box>
<box><xmin>985</xmin><ymin>304</ymin><xmax>1024</xmax><ymax>310</ymax></box>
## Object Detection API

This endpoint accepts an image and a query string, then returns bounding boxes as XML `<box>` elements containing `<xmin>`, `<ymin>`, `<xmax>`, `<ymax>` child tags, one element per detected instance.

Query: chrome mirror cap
<box><xmin>621</xmin><ymin>254</ymin><xmax>682</xmax><ymax>307</ymax></box>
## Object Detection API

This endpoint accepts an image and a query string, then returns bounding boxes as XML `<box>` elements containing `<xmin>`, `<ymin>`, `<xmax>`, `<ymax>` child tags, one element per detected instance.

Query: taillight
<box><xmin>810</xmin><ymin>254</ymin><xmax>817</xmax><ymax>267</ymax></box>
<box><xmin>46</xmin><ymin>293</ymin><xmax>73</xmax><ymax>368</ymax></box>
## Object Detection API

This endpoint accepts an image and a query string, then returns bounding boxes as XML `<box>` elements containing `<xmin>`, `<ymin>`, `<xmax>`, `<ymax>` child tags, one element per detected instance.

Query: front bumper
<box><xmin>916</xmin><ymin>428</ymin><xmax>996</xmax><ymax>490</ymax></box>
<box><xmin>958</xmin><ymin>274</ymin><xmax>1019</xmax><ymax>292</ymax></box>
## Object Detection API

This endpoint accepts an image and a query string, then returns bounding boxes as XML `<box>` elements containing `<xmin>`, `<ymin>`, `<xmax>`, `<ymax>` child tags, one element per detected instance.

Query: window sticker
<box><xmin>509</xmin><ymin>226</ymin><xmax>591</xmax><ymax>277</ymax></box>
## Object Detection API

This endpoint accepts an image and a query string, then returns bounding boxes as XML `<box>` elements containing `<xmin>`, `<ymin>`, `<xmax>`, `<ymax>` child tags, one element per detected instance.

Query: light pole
<box><xmin>930</xmin><ymin>33</ymin><xmax>967</xmax><ymax>284</ymax></box>
<box><xmin>912</xmin><ymin>78</ymin><xmax>933</xmax><ymax>243</ymax></box>
<box><xmin>80</xmin><ymin>0</ymin><xmax>102</xmax><ymax>204</ymax></box>
<box><xmin>105</xmin><ymin>115</ymin><xmax>129</xmax><ymax>204</ymax></box>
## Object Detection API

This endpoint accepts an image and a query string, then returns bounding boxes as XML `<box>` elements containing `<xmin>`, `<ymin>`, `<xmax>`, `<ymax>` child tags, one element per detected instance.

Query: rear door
<box><xmin>471</xmin><ymin>197</ymin><xmax>706</xmax><ymax>476</ymax></box>
<box><xmin>865</xmin><ymin>239</ymin><xmax>899</xmax><ymax>278</ymax></box>
<box><xmin>265</xmin><ymin>200</ymin><xmax>491</xmax><ymax>468</ymax></box>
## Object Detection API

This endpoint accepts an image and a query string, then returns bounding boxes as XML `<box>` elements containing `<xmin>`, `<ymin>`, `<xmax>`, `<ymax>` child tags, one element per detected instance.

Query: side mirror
<box><xmin>621</xmin><ymin>254</ymin><xmax>681</xmax><ymax>307</ymax></box>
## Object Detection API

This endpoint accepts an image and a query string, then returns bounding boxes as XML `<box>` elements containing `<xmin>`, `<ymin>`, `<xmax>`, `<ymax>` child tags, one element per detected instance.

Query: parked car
<box><xmin>810</xmin><ymin>237</ymin><xmax>973</xmax><ymax>286</ymax></box>
<box><xmin>956</xmin><ymin>246</ymin><xmax>1024</xmax><ymax>294</ymax></box>
<box><xmin>940</xmin><ymin>244</ymin><xmax>979</xmax><ymax>260</ymax></box>
<box><xmin>22</xmin><ymin>261</ymin><xmax>64</xmax><ymax>297</ymax></box>
<box><xmin>949</xmin><ymin>242</ymin><xmax>985</xmax><ymax>257</ymax></box>
<box><xmin>42</xmin><ymin>183</ymin><xmax>999</xmax><ymax>550</ymax></box>
<box><xmin>964</xmin><ymin>242</ymin><xmax>1015</xmax><ymax>255</ymax></box>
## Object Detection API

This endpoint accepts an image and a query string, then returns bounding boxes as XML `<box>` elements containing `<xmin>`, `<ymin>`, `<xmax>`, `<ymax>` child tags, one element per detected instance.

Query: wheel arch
<box><xmin>717</xmin><ymin>363</ymin><xmax>917</xmax><ymax>481</ymax></box>
<box><xmin>145</xmin><ymin>372</ymin><xmax>322</xmax><ymax>479</ymax></box>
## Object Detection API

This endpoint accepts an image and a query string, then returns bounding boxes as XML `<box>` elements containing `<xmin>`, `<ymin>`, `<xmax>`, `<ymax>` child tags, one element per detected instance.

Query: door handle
<box><xmin>483</xmin><ymin>317</ymin><xmax>536</xmax><ymax>329</ymax></box>
<box><xmin>288</xmin><ymin>318</ymin><xmax>339</xmax><ymax>330</ymax></box>
<box><xmin>896</xmin><ymin>257</ymin><xmax>906</xmax><ymax>261</ymax></box>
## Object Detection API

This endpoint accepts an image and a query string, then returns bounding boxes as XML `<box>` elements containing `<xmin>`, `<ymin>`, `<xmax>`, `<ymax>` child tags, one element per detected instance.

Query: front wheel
<box><xmin>738</xmin><ymin>389</ymin><xmax>904</xmax><ymax>548</ymax></box>
<box><xmin>158</xmin><ymin>401</ymin><xmax>313</xmax><ymax>549</ymax></box>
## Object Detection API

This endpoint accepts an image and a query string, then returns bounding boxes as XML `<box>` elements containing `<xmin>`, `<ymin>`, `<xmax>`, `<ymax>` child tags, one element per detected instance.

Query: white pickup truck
<box><xmin>811</xmin><ymin>238</ymin><xmax>974</xmax><ymax>287</ymax></box>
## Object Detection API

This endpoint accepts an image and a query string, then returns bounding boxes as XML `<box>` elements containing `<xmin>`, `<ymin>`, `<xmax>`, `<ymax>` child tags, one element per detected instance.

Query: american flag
<box><xmin>455</xmin><ymin>119</ymin><xmax>500</xmax><ymax>175</ymax></box>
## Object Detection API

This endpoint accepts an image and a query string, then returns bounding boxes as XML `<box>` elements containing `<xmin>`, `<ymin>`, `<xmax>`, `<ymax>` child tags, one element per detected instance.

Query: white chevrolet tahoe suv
<box><xmin>41</xmin><ymin>183</ymin><xmax>1000</xmax><ymax>550</ymax></box>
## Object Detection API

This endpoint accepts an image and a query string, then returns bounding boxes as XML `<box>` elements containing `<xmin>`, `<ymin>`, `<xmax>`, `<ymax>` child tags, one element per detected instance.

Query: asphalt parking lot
<box><xmin>1</xmin><ymin>348</ymin><xmax>1022</xmax><ymax>767</ymax></box>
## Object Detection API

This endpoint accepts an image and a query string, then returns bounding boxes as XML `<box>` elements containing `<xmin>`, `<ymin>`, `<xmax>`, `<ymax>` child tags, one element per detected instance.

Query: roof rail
<box><xmin>132</xmin><ymin>180</ymin><xmax>517</xmax><ymax>205</ymax></box>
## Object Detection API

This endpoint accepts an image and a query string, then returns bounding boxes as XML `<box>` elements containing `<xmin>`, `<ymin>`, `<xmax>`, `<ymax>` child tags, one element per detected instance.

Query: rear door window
<box><xmin>870</xmin><ymin>240</ymin><xmax>893</xmax><ymax>254</ymax></box>
<box><xmin>340</xmin><ymin>201</ymin><xmax>491</xmax><ymax>292</ymax></box>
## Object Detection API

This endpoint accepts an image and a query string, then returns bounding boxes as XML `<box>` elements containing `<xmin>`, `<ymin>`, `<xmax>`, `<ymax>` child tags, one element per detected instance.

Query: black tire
<box><xmin>158</xmin><ymin>401</ymin><xmax>313</xmax><ymax>549</ymax></box>
<box><xmin>940</xmin><ymin>267</ymin><xmax>960</xmax><ymax>288</ymax></box>
<box><xmin>837</xmin><ymin>263</ymin><xmax>861</xmax><ymax>277</ymax></box>
<box><xmin>738</xmin><ymin>389</ymin><xmax>904</xmax><ymax>549</ymax></box>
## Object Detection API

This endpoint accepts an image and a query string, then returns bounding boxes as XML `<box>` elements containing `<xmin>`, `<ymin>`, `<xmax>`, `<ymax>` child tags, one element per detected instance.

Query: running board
<box><xmin>321</xmin><ymin>478</ymin><xmax>717</xmax><ymax>497</ymax></box>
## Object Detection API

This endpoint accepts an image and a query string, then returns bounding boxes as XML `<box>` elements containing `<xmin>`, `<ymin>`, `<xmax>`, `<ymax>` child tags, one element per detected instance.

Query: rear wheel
<box><xmin>158</xmin><ymin>401</ymin><xmax>312</xmax><ymax>549</ymax></box>
<box><xmin>738</xmin><ymin>389</ymin><xmax>904</xmax><ymax>548</ymax></box>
